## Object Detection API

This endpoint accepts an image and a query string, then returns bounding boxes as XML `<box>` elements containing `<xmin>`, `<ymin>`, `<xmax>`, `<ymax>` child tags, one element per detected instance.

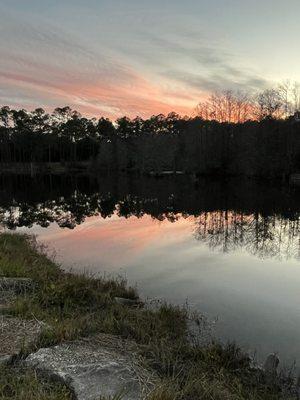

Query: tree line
<box><xmin>1</xmin><ymin>82</ymin><xmax>300</xmax><ymax>178</ymax></box>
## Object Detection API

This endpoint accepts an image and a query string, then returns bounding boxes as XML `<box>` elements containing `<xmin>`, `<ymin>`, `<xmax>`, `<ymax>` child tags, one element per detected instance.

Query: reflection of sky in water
<box><xmin>17</xmin><ymin>213</ymin><xmax>300</xmax><ymax>368</ymax></box>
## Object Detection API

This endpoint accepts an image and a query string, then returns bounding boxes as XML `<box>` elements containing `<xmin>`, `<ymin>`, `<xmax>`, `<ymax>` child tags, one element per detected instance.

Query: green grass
<box><xmin>0</xmin><ymin>233</ymin><xmax>296</xmax><ymax>400</ymax></box>
<box><xmin>0</xmin><ymin>365</ymin><xmax>71</xmax><ymax>400</ymax></box>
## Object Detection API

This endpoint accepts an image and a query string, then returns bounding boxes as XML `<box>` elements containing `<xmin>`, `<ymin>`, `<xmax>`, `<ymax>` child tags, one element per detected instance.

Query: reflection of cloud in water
<box><xmin>9</xmin><ymin>203</ymin><xmax>300</xmax><ymax>260</ymax></box>
<box><xmin>22</xmin><ymin>214</ymin><xmax>193</xmax><ymax>271</ymax></box>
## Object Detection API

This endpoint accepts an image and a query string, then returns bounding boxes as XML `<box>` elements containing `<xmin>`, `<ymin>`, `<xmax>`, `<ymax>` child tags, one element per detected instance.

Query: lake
<box><xmin>1</xmin><ymin>173</ymin><xmax>300</xmax><ymax>368</ymax></box>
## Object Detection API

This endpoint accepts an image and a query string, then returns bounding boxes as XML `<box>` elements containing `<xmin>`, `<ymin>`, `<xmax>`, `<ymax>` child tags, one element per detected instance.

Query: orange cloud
<box><xmin>0</xmin><ymin>55</ymin><xmax>201</xmax><ymax>118</ymax></box>
<box><xmin>39</xmin><ymin>214</ymin><xmax>193</xmax><ymax>269</ymax></box>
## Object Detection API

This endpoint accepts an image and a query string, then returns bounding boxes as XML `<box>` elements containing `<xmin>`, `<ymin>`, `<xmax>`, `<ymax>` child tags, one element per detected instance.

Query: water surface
<box><xmin>1</xmin><ymin>173</ymin><xmax>299</xmax><ymax>367</ymax></box>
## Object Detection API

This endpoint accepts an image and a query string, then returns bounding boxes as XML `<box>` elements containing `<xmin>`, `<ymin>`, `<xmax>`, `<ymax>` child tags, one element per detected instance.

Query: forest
<box><xmin>1</xmin><ymin>83</ymin><xmax>300</xmax><ymax>179</ymax></box>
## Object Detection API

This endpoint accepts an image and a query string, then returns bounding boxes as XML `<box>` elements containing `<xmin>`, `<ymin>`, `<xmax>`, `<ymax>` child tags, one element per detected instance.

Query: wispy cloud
<box><xmin>0</xmin><ymin>8</ymin><xmax>197</xmax><ymax>117</ymax></box>
<box><xmin>0</xmin><ymin>1</ymin><xmax>286</xmax><ymax>118</ymax></box>
<box><xmin>136</xmin><ymin>34</ymin><xmax>269</xmax><ymax>93</ymax></box>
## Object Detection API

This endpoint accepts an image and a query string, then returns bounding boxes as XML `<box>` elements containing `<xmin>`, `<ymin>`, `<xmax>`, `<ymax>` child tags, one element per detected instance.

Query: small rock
<box><xmin>0</xmin><ymin>289</ymin><xmax>16</xmax><ymax>311</ymax></box>
<box><xmin>26</xmin><ymin>334</ymin><xmax>156</xmax><ymax>400</ymax></box>
<box><xmin>263</xmin><ymin>353</ymin><xmax>279</xmax><ymax>376</ymax></box>
<box><xmin>0</xmin><ymin>277</ymin><xmax>35</xmax><ymax>294</ymax></box>
<box><xmin>114</xmin><ymin>297</ymin><xmax>143</xmax><ymax>307</ymax></box>
<box><xmin>0</xmin><ymin>355</ymin><xmax>12</xmax><ymax>365</ymax></box>
<box><xmin>0</xmin><ymin>278</ymin><xmax>35</xmax><ymax>312</ymax></box>
<box><xmin>0</xmin><ymin>316</ymin><xmax>43</xmax><ymax>364</ymax></box>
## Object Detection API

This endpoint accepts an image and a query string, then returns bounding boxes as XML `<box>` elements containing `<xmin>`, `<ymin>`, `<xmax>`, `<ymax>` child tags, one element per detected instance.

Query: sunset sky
<box><xmin>1</xmin><ymin>0</ymin><xmax>300</xmax><ymax>119</ymax></box>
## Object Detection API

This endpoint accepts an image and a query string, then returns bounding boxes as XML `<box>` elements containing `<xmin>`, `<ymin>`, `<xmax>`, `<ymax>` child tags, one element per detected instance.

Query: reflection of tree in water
<box><xmin>0</xmin><ymin>173</ymin><xmax>299</xmax><ymax>260</ymax></box>
<box><xmin>0</xmin><ymin>193</ymin><xmax>183</xmax><ymax>230</ymax></box>
<box><xmin>195</xmin><ymin>211</ymin><xmax>300</xmax><ymax>260</ymax></box>
<box><xmin>0</xmin><ymin>193</ymin><xmax>115</xmax><ymax>230</ymax></box>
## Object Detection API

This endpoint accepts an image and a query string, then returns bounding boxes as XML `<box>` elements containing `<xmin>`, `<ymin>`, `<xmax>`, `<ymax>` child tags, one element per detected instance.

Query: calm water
<box><xmin>1</xmin><ymin>173</ymin><xmax>300</xmax><ymax>367</ymax></box>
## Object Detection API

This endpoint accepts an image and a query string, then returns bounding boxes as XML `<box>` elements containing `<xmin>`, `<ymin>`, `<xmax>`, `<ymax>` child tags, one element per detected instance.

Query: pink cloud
<box><xmin>0</xmin><ymin>54</ymin><xmax>200</xmax><ymax>119</ymax></box>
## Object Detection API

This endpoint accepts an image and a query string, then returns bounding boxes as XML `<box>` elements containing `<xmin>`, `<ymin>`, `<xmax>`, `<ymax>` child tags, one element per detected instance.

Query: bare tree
<box><xmin>196</xmin><ymin>82</ymin><xmax>300</xmax><ymax>122</ymax></box>
<box><xmin>195</xmin><ymin>90</ymin><xmax>254</xmax><ymax>123</ymax></box>
<box><xmin>256</xmin><ymin>88</ymin><xmax>284</xmax><ymax>120</ymax></box>
<box><xmin>278</xmin><ymin>80</ymin><xmax>292</xmax><ymax>117</ymax></box>
<box><xmin>276</xmin><ymin>80</ymin><xmax>300</xmax><ymax>117</ymax></box>
<box><xmin>291</xmin><ymin>81</ymin><xmax>300</xmax><ymax>113</ymax></box>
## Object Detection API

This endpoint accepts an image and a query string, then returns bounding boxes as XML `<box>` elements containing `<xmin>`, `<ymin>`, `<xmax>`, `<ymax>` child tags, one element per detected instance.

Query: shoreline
<box><xmin>0</xmin><ymin>162</ymin><xmax>299</xmax><ymax>185</ymax></box>
<box><xmin>0</xmin><ymin>233</ymin><xmax>298</xmax><ymax>399</ymax></box>
<box><xmin>0</xmin><ymin>161</ymin><xmax>92</xmax><ymax>175</ymax></box>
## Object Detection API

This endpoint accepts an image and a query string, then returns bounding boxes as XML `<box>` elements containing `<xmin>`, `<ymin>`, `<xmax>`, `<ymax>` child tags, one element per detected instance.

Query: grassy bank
<box><xmin>0</xmin><ymin>233</ymin><xmax>296</xmax><ymax>400</ymax></box>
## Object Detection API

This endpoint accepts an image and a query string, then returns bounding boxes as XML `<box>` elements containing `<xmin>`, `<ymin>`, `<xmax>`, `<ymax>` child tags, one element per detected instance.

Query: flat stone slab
<box><xmin>0</xmin><ymin>316</ymin><xmax>43</xmax><ymax>364</ymax></box>
<box><xmin>26</xmin><ymin>334</ymin><xmax>156</xmax><ymax>400</ymax></box>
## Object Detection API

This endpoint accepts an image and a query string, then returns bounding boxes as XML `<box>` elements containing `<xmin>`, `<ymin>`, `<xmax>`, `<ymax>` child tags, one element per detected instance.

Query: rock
<box><xmin>0</xmin><ymin>278</ymin><xmax>36</xmax><ymax>312</ymax></box>
<box><xmin>26</xmin><ymin>334</ymin><xmax>156</xmax><ymax>400</ymax></box>
<box><xmin>0</xmin><ymin>289</ymin><xmax>15</xmax><ymax>311</ymax></box>
<box><xmin>0</xmin><ymin>355</ymin><xmax>12</xmax><ymax>365</ymax></box>
<box><xmin>263</xmin><ymin>353</ymin><xmax>279</xmax><ymax>376</ymax></box>
<box><xmin>0</xmin><ymin>316</ymin><xmax>43</xmax><ymax>364</ymax></box>
<box><xmin>114</xmin><ymin>297</ymin><xmax>143</xmax><ymax>307</ymax></box>
<box><xmin>0</xmin><ymin>277</ymin><xmax>35</xmax><ymax>294</ymax></box>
